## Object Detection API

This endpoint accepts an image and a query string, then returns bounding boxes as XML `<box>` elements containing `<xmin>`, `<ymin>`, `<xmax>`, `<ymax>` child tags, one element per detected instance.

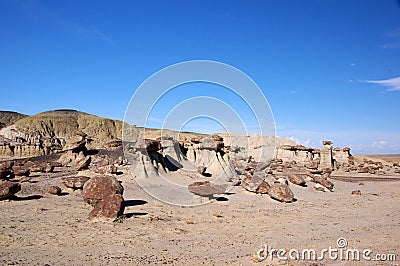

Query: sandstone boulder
<box><xmin>241</xmin><ymin>173</ymin><xmax>264</xmax><ymax>192</ymax></box>
<box><xmin>46</xmin><ymin>186</ymin><xmax>62</xmax><ymax>195</ymax></box>
<box><xmin>88</xmin><ymin>194</ymin><xmax>125</xmax><ymax>221</ymax></box>
<box><xmin>288</xmin><ymin>174</ymin><xmax>306</xmax><ymax>186</ymax></box>
<box><xmin>255</xmin><ymin>180</ymin><xmax>270</xmax><ymax>194</ymax></box>
<box><xmin>82</xmin><ymin>175</ymin><xmax>123</xmax><ymax>206</ymax></box>
<box><xmin>0</xmin><ymin>182</ymin><xmax>21</xmax><ymax>200</ymax></box>
<box><xmin>268</xmin><ymin>183</ymin><xmax>294</xmax><ymax>203</ymax></box>
<box><xmin>61</xmin><ymin>176</ymin><xmax>90</xmax><ymax>190</ymax></box>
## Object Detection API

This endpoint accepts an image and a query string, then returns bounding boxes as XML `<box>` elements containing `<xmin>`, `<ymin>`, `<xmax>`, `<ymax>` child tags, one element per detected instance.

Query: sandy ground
<box><xmin>1</xmin><ymin>167</ymin><xmax>399</xmax><ymax>266</ymax></box>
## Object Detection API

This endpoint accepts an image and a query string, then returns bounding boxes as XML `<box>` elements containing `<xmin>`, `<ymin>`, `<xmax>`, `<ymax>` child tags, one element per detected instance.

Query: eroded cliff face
<box><xmin>0</xmin><ymin>110</ymin><xmax>206</xmax><ymax>159</ymax></box>
<box><xmin>0</xmin><ymin>110</ymin><xmax>126</xmax><ymax>158</ymax></box>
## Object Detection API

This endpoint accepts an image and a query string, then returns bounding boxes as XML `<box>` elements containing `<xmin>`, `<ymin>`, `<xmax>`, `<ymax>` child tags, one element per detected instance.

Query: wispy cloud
<box><xmin>363</xmin><ymin>77</ymin><xmax>400</xmax><ymax>91</ymax></box>
<box><xmin>380</xmin><ymin>28</ymin><xmax>400</xmax><ymax>49</ymax></box>
<box><xmin>73</xmin><ymin>24</ymin><xmax>116</xmax><ymax>46</ymax></box>
<box><xmin>13</xmin><ymin>0</ymin><xmax>116</xmax><ymax>46</ymax></box>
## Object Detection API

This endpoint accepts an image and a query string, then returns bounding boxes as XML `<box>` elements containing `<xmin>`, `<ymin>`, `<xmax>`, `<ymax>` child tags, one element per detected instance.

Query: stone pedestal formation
<box><xmin>319</xmin><ymin>141</ymin><xmax>333</xmax><ymax>171</ymax></box>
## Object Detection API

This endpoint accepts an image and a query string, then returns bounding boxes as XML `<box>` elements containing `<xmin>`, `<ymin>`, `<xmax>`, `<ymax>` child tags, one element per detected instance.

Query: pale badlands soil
<box><xmin>1</xmin><ymin>168</ymin><xmax>399</xmax><ymax>266</ymax></box>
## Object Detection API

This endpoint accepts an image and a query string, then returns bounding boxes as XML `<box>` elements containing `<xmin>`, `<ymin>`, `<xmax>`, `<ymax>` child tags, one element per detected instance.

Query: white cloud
<box><xmin>288</xmin><ymin>136</ymin><xmax>311</xmax><ymax>146</ymax></box>
<box><xmin>363</xmin><ymin>77</ymin><xmax>400</xmax><ymax>91</ymax></box>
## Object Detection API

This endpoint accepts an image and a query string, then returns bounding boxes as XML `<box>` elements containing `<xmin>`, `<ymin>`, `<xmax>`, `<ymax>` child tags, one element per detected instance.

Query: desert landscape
<box><xmin>1</xmin><ymin>1</ymin><xmax>400</xmax><ymax>265</ymax></box>
<box><xmin>1</xmin><ymin>110</ymin><xmax>399</xmax><ymax>265</ymax></box>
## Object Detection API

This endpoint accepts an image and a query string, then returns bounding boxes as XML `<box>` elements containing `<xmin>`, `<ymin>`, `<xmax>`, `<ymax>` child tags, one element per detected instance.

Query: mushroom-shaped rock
<box><xmin>188</xmin><ymin>181</ymin><xmax>228</xmax><ymax>196</ymax></box>
<box><xmin>0</xmin><ymin>182</ymin><xmax>21</xmax><ymax>200</ymax></box>
<box><xmin>70</xmin><ymin>139</ymin><xmax>87</xmax><ymax>153</ymax></box>
<box><xmin>88</xmin><ymin>193</ymin><xmax>125</xmax><ymax>221</ymax></box>
<box><xmin>82</xmin><ymin>175</ymin><xmax>123</xmax><ymax>206</ymax></box>
<box><xmin>61</xmin><ymin>176</ymin><xmax>90</xmax><ymax>190</ymax></box>
<box><xmin>46</xmin><ymin>186</ymin><xmax>62</xmax><ymax>195</ymax></box>
<box><xmin>75</xmin><ymin>156</ymin><xmax>91</xmax><ymax>171</ymax></box>
<box><xmin>288</xmin><ymin>174</ymin><xmax>306</xmax><ymax>186</ymax></box>
<box><xmin>268</xmin><ymin>183</ymin><xmax>294</xmax><ymax>203</ymax></box>
<box><xmin>75</xmin><ymin>129</ymin><xmax>88</xmax><ymax>138</ymax></box>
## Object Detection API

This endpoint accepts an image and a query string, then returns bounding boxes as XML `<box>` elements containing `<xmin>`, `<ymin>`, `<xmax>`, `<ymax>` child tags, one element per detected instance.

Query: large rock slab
<box><xmin>188</xmin><ymin>181</ymin><xmax>228</xmax><ymax>196</ymax></box>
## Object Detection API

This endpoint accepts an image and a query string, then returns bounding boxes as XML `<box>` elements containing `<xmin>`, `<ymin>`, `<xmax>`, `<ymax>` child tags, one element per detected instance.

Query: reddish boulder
<box><xmin>255</xmin><ymin>180</ymin><xmax>270</xmax><ymax>194</ymax></box>
<box><xmin>268</xmin><ymin>183</ymin><xmax>294</xmax><ymax>203</ymax></box>
<box><xmin>288</xmin><ymin>174</ymin><xmax>306</xmax><ymax>186</ymax></box>
<box><xmin>46</xmin><ymin>186</ymin><xmax>62</xmax><ymax>195</ymax></box>
<box><xmin>0</xmin><ymin>182</ymin><xmax>21</xmax><ymax>200</ymax></box>
<box><xmin>82</xmin><ymin>175</ymin><xmax>123</xmax><ymax>206</ymax></box>
<box><xmin>88</xmin><ymin>194</ymin><xmax>125</xmax><ymax>221</ymax></box>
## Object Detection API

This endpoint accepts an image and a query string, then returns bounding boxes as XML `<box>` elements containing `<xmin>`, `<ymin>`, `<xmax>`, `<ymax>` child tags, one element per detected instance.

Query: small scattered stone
<box><xmin>47</xmin><ymin>186</ymin><xmax>62</xmax><ymax>195</ymax></box>
<box><xmin>351</xmin><ymin>190</ymin><xmax>362</xmax><ymax>195</ymax></box>
<box><xmin>61</xmin><ymin>176</ymin><xmax>90</xmax><ymax>190</ymax></box>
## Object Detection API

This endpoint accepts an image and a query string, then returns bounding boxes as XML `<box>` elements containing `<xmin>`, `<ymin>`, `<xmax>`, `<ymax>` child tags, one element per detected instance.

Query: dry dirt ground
<box><xmin>1</xmin><ymin>167</ymin><xmax>399</xmax><ymax>265</ymax></box>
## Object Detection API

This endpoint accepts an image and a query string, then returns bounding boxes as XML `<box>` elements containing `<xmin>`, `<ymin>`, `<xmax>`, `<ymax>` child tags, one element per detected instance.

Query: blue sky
<box><xmin>1</xmin><ymin>0</ymin><xmax>399</xmax><ymax>154</ymax></box>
